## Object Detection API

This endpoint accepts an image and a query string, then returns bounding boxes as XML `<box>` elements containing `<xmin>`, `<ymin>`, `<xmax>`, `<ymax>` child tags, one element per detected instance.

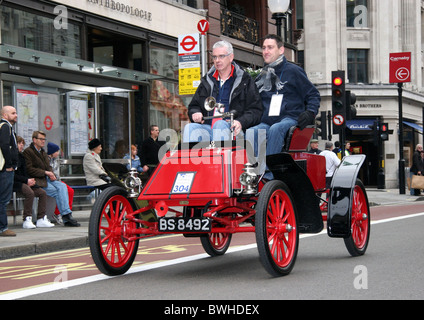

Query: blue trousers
<box><xmin>43</xmin><ymin>178</ymin><xmax>72</xmax><ymax>216</ymax></box>
<box><xmin>183</xmin><ymin>120</ymin><xmax>233</xmax><ymax>142</ymax></box>
<box><xmin>247</xmin><ymin>118</ymin><xmax>298</xmax><ymax>179</ymax></box>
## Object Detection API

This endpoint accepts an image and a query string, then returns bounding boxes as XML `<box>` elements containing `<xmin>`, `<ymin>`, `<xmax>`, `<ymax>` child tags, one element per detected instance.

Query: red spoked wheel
<box><xmin>201</xmin><ymin>231</ymin><xmax>232</xmax><ymax>256</ymax></box>
<box><xmin>256</xmin><ymin>180</ymin><xmax>299</xmax><ymax>277</ymax></box>
<box><xmin>344</xmin><ymin>179</ymin><xmax>370</xmax><ymax>256</ymax></box>
<box><xmin>89</xmin><ymin>187</ymin><xmax>139</xmax><ymax>276</ymax></box>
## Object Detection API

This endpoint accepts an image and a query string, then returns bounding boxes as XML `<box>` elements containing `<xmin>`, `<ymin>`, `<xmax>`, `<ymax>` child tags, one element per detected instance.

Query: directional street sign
<box><xmin>389</xmin><ymin>52</ymin><xmax>411</xmax><ymax>83</ymax></box>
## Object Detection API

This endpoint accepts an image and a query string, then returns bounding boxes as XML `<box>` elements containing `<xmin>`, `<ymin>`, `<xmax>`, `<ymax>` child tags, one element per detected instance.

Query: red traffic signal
<box><xmin>333</xmin><ymin>77</ymin><xmax>343</xmax><ymax>86</ymax></box>
<box><xmin>380</xmin><ymin>123</ymin><xmax>390</xmax><ymax>141</ymax></box>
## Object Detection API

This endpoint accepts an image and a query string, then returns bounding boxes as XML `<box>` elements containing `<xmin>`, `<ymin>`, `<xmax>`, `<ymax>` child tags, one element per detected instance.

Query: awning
<box><xmin>403</xmin><ymin>121</ymin><xmax>423</xmax><ymax>133</ymax></box>
<box><xmin>0</xmin><ymin>44</ymin><xmax>162</xmax><ymax>90</ymax></box>
<box><xmin>347</xmin><ymin>119</ymin><xmax>374</xmax><ymax>131</ymax></box>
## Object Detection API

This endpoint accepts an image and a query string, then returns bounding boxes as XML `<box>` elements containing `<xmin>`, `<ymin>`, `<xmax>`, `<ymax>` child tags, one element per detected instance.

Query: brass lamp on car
<box><xmin>239</xmin><ymin>163</ymin><xmax>259</xmax><ymax>195</ymax></box>
<box><xmin>124</xmin><ymin>168</ymin><xmax>143</xmax><ymax>198</ymax></box>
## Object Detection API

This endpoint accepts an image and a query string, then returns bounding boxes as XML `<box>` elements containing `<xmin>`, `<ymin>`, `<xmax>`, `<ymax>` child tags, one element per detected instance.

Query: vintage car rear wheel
<box><xmin>200</xmin><ymin>232</ymin><xmax>232</xmax><ymax>256</ymax></box>
<box><xmin>344</xmin><ymin>179</ymin><xmax>370</xmax><ymax>256</ymax></box>
<box><xmin>256</xmin><ymin>180</ymin><xmax>299</xmax><ymax>277</ymax></box>
<box><xmin>89</xmin><ymin>186</ymin><xmax>139</xmax><ymax>276</ymax></box>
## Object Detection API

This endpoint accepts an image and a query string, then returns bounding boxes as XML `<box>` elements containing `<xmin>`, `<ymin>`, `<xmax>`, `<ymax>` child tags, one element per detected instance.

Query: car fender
<box><xmin>328</xmin><ymin>154</ymin><xmax>366</xmax><ymax>238</ymax></box>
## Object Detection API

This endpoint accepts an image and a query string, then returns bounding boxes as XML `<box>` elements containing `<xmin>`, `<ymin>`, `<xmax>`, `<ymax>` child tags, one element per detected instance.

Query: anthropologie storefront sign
<box><xmin>86</xmin><ymin>0</ymin><xmax>152</xmax><ymax>22</ymax></box>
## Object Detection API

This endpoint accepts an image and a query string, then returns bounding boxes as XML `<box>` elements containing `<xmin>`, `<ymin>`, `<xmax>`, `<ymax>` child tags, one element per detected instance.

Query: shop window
<box><xmin>0</xmin><ymin>6</ymin><xmax>82</xmax><ymax>58</ymax></box>
<box><xmin>99</xmin><ymin>94</ymin><xmax>130</xmax><ymax>160</ymax></box>
<box><xmin>149</xmin><ymin>45</ymin><xmax>190</xmax><ymax>135</ymax></box>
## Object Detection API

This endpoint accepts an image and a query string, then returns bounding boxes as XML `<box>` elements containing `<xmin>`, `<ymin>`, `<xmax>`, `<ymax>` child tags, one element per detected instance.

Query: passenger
<box><xmin>140</xmin><ymin>125</ymin><xmax>166</xmax><ymax>175</ymax></box>
<box><xmin>124</xmin><ymin>144</ymin><xmax>144</xmax><ymax>173</ymax></box>
<box><xmin>320</xmin><ymin>142</ymin><xmax>341</xmax><ymax>189</ymax></box>
<box><xmin>0</xmin><ymin>106</ymin><xmax>18</xmax><ymax>237</ymax></box>
<box><xmin>183</xmin><ymin>40</ymin><xmax>263</xmax><ymax>142</ymax></box>
<box><xmin>47</xmin><ymin>142</ymin><xmax>74</xmax><ymax>224</ymax></box>
<box><xmin>83</xmin><ymin>138</ymin><xmax>112</xmax><ymax>190</ymax></box>
<box><xmin>23</xmin><ymin>131</ymin><xmax>80</xmax><ymax>227</ymax></box>
<box><xmin>247</xmin><ymin>34</ymin><xmax>321</xmax><ymax>179</ymax></box>
<box><xmin>13</xmin><ymin>136</ymin><xmax>48</xmax><ymax>229</ymax></box>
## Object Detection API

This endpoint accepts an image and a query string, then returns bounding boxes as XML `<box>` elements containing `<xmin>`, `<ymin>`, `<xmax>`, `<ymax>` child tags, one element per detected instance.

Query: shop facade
<box><xmin>0</xmin><ymin>0</ymin><xmax>207</xmax><ymax>160</ymax></box>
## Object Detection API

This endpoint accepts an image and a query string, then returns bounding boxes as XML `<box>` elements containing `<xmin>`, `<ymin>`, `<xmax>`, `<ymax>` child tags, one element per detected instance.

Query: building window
<box><xmin>348</xmin><ymin>49</ymin><xmax>368</xmax><ymax>84</ymax></box>
<box><xmin>174</xmin><ymin>0</ymin><xmax>201</xmax><ymax>9</ymax></box>
<box><xmin>295</xmin><ymin>0</ymin><xmax>304</xmax><ymax>30</ymax></box>
<box><xmin>347</xmin><ymin>0</ymin><xmax>368</xmax><ymax>28</ymax></box>
<box><xmin>1</xmin><ymin>6</ymin><xmax>82</xmax><ymax>58</ymax></box>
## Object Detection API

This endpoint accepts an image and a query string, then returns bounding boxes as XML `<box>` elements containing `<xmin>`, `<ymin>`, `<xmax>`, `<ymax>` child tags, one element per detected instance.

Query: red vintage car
<box><xmin>89</xmin><ymin>112</ymin><xmax>370</xmax><ymax>277</ymax></box>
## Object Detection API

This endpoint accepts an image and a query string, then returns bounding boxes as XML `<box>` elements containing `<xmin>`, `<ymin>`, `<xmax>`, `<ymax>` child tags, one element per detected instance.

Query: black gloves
<box><xmin>99</xmin><ymin>174</ymin><xmax>112</xmax><ymax>183</ymax></box>
<box><xmin>297</xmin><ymin>110</ymin><xmax>316</xmax><ymax>130</ymax></box>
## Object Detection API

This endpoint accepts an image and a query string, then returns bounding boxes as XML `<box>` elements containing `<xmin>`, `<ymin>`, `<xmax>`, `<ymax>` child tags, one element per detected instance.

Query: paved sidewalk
<box><xmin>1</xmin><ymin>188</ymin><xmax>423</xmax><ymax>260</ymax></box>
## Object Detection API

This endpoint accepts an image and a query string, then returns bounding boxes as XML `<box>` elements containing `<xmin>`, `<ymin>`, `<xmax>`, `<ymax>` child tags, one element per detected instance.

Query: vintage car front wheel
<box><xmin>256</xmin><ymin>180</ymin><xmax>299</xmax><ymax>277</ymax></box>
<box><xmin>89</xmin><ymin>186</ymin><xmax>139</xmax><ymax>276</ymax></box>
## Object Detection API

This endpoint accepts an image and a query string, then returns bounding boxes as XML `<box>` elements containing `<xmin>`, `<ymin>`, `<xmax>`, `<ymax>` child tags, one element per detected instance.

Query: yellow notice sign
<box><xmin>179</xmin><ymin>67</ymin><xmax>201</xmax><ymax>95</ymax></box>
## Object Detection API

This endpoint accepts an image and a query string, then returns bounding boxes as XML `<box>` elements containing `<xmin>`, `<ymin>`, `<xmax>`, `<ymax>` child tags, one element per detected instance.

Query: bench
<box><xmin>8</xmin><ymin>191</ymin><xmax>56</xmax><ymax>226</ymax></box>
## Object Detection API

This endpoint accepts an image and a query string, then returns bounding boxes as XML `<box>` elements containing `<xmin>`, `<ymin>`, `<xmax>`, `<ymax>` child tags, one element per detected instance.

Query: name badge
<box><xmin>269</xmin><ymin>94</ymin><xmax>283</xmax><ymax>117</ymax></box>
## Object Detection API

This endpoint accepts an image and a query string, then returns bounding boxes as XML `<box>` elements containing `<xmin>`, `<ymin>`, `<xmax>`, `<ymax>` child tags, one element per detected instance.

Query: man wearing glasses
<box><xmin>23</xmin><ymin>131</ymin><xmax>80</xmax><ymax>227</ymax></box>
<box><xmin>183</xmin><ymin>40</ymin><xmax>263</xmax><ymax>142</ymax></box>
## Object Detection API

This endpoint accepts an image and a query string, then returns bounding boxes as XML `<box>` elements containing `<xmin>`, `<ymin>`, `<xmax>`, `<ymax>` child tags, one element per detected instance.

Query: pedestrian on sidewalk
<box><xmin>83</xmin><ymin>139</ymin><xmax>112</xmax><ymax>190</ymax></box>
<box><xmin>47</xmin><ymin>142</ymin><xmax>74</xmax><ymax>224</ymax></box>
<box><xmin>0</xmin><ymin>106</ymin><xmax>18</xmax><ymax>237</ymax></box>
<box><xmin>23</xmin><ymin>131</ymin><xmax>80</xmax><ymax>227</ymax></box>
<box><xmin>14</xmin><ymin>136</ymin><xmax>49</xmax><ymax>229</ymax></box>
<box><xmin>410</xmin><ymin>144</ymin><xmax>423</xmax><ymax>196</ymax></box>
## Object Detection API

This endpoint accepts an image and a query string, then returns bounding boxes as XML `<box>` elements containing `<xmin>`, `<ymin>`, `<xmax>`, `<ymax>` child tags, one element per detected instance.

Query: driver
<box><xmin>183</xmin><ymin>40</ymin><xmax>263</xmax><ymax>142</ymax></box>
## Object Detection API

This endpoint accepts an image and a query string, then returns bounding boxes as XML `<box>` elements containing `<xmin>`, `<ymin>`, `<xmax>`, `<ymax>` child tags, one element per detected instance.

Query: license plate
<box><xmin>158</xmin><ymin>218</ymin><xmax>211</xmax><ymax>233</ymax></box>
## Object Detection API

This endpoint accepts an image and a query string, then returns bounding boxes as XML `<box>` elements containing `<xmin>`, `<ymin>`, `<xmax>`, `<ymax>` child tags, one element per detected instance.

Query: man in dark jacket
<box><xmin>247</xmin><ymin>34</ymin><xmax>321</xmax><ymax>179</ymax></box>
<box><xmin>0</xmin><ymin>106</ymin><xmax>18</xmax><ymax>236</ymax></box>
<box><xmin>183</xmin><ymin>40</ymin><xmax>263</xmax><ymax>142</ymax></box>
<box><xmin>13</xmin><ymin>136</ymin><xmax>48</xmax><ymax>229</ymax></box>
<box><xmin>23</xmin><ymin>131</ymin><xmax>80</xmax><ymax>227</ymax></box>
<box><xmin>140</xmin><ymin>125</ymin><xmax>166</xmax><ymax>175</ymax></box>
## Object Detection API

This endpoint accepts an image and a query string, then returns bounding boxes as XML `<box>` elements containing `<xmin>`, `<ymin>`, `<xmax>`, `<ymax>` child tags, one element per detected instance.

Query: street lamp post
<box><xmin>268</xmin><ymin>0</ymin><xmax>291</xmax><ymax>38</ymax></box>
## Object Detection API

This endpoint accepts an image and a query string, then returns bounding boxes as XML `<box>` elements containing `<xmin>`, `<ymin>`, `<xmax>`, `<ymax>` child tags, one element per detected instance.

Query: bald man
<box><xmin>0</xmin><ymin>106</ymin><xmax>18</xmax><ymax>236</ymax></box>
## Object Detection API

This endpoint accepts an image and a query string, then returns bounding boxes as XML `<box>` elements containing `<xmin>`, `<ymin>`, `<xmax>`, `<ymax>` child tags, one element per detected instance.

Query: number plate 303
<box><xmin>158</xmin><ymin>218</ymin><xmax>211</xmax><ymax>233</ymax></box>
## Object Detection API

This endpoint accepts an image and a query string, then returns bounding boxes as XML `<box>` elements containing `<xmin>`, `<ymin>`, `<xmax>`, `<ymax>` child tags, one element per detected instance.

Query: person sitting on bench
<box><xmin>83</xmin><ymin>139</ymin><xmax>112</xmax><ymax>191</ymax></box>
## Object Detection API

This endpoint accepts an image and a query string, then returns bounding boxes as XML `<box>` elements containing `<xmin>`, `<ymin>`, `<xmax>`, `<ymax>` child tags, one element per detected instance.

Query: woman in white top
<box><xmin>83</xmin><ymin>139</ymin><xmax>111</xmax><ymax>190</ymax></box>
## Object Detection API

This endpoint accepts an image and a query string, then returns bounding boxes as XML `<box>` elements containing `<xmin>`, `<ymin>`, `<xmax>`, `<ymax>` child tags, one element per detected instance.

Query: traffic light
<box><xmin>346</xmin><ymin>91</ymin><xmax>357</xmax><ymax>121</ymax></box>
<box><xmin>380</xmin><ymin>123</ymin><xmax>390</xmax><ymax>141</ymax></box>
<box><xmin>316</xmin><ymin>111</ymin><xmax>328</xmax><ymax>140</ymax></box>
<box><xmin>369</xmin><ymin>121</ymin><xmax>379</xmax><ymax>146</ymax></box>
<box><xmin>332</xmin><ymin>71</ymin><xmax>346</xmax><ymax>134</ymax></box>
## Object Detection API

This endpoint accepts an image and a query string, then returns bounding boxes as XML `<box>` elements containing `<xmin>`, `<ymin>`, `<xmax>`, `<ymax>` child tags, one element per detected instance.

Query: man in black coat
<box><xmin>183</xmin><ymin>40</ymin><xmax>263</xmax><ymax>142</ymax></box>
<box><xmin>0</xmin><ymin>106</ymin><xmax>18</xmax><ymax>236</ymax></box>
<box><xmin>140</xmin><ymin>125</ymin><xmax>166</xmax><ymax>175</ymax></box>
